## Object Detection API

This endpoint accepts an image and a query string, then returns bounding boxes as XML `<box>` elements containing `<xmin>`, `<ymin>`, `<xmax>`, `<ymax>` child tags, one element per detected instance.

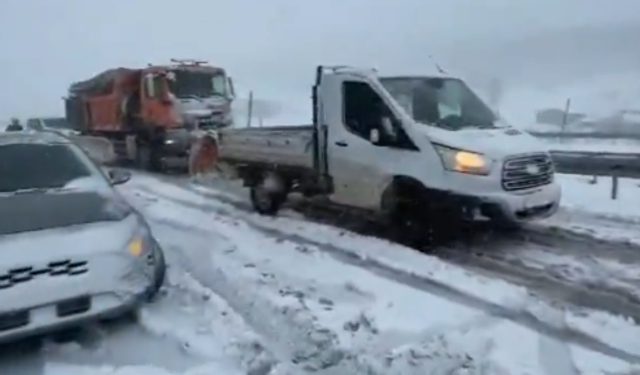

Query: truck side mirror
<box><xmin>228</xmin><ymin>77</ymin><xmax>236</xmax><ymax>99</ymax></box>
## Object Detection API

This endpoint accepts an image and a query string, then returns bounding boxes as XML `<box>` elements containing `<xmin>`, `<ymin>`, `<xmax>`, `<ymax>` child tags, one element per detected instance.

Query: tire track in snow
<box><xmin>128</xmin><ymin>183</ymin><xmax>640</xmax><ymax>365</ymax></box>
<box><xmin>200</xmin><ymin>178</ymin><xmax>640</xmax><ymax>311</ymax></box>
<box><xmin>128</xmin><ymin>189</ymin><xmax>530</xmax><ymax>374</ymax></box>
<box><xmin>139</xmin><ymin>178</ymin><xmax>640</xmax><ymax>321</ymax></box>
<box><xmin>133</xmin><ymin>195</ymin><xmax>349</xmax><ymax>374</ymax></box>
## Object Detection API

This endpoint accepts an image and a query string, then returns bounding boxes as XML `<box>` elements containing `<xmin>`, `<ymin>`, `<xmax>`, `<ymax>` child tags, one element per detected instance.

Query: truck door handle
<box><xmin>335</xmin><ymin>141</ymin><xmax>348</xmax><ymax>147</ymax></box>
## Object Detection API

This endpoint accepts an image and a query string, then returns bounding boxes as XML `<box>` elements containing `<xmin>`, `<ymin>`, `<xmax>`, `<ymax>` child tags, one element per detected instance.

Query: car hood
<box><xmin>0</xmin><ymin>192</ymin><xmax>138</xmax><ymax>267</ymax></box>
<box><xmin>0</xmin><ymin>191</ymin><xmax>131</xmax><ymax>236</ymax></box>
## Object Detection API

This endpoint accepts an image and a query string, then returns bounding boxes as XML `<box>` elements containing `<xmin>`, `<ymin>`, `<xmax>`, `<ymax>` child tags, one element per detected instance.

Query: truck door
<box><xmin>142</xmin><ymin>73</ymin><xmax>169</xmax><ymax>126</ymax></box>
<box><xmin>323</xmin><ymin>75</ymin><xmax>398</xmax><ymax>209</ymax></box>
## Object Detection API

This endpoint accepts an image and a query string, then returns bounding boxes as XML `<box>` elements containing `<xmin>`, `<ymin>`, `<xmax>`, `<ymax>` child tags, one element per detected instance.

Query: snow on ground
<box><xmin>538</xmin><ymin>174</ymin><xmax>640</xmax><ymax>244</ymax></box>
<box><xmin>96</xmin><ymin>173</ymin><xmax>640</xmax><ymax>375</ymax></box>
<box><xmin>555</xmin><ymin>175</ymin><xmax>640</xmax><ymax>221</ymax></box>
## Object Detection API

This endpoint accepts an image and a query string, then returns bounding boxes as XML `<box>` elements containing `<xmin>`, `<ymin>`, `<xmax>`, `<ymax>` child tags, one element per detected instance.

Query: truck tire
<box><xmin>250</xmin><ymin>185</ymin><xmax>285</xmax><ymax>215</ymax></box>
<box><xmin>135</xmin><ymin>144</ymin><xmax>151</xmax><ymax>170</ymax></box>
<box><xmin>383</xmin><ymin>181</ymin><xmax>447</xmax><ymax>250</ymax></box>
<box><xmin>136</xmin><ymin>143</ymin><xmax>162</xmax><ymax>172</ymax></box>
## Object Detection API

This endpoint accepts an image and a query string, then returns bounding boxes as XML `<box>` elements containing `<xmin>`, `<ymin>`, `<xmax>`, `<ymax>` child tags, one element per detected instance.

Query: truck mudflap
<box><xmin>188</xmin><ymin>130</ymin><xmax>220</xmax><ymax>176</ymax></box>
<box><xmin>67</xmin><ymin>135</ymin><xmax>116</xmax><ymax>165</ymax></box>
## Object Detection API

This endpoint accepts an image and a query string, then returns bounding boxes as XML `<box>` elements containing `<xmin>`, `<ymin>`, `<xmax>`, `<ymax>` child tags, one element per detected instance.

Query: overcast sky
<box><xmin>1</xmin><ymin>0</ymin><xmax>640</xmax><ymax>118</ymax></box>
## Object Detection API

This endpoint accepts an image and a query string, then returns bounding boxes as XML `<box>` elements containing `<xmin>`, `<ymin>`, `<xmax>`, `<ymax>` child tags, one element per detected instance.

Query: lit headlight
<box><xmin>127</xmin><ymin>238</ymin><xmax>145</xmax><ymax>257</ymax></box>
<box><xmin>433</xmin><ymin>144</ymin><xmax>493</xmax><ymax>175</ymax></box>
<box><xmin>126</xmin><ymin>228</ymin><xmax>153</xmax><ymax>257</ymax></box>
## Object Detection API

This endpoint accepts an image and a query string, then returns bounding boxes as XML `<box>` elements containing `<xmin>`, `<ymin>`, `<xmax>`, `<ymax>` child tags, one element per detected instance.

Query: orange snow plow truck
<box><xmin>64</xmin><ymin>59</ymin><xmax>235</xmax><ymax>171</ymax></box>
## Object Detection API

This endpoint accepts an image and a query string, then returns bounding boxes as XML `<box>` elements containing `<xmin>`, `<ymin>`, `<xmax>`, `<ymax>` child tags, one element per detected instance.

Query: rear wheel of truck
<box><xmin>135</xmin><ymin>143</ymin><xmax>162</xmax><ymax>172</ymax></box>
<box><xmin>250</xmin><ymin>185</ymin><xmax>286</xmax><ymax>215</ymax></box>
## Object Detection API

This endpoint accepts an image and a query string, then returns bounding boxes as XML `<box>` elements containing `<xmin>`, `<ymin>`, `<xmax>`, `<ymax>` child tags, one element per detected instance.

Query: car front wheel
<box><xmin>145</xmin><ymin>241</ymin><xmax>166</xmax><ymax>302</ymax></box>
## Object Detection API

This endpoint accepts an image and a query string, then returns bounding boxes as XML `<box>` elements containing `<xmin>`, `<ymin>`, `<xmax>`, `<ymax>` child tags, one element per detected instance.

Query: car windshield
<box><xmin>0</xmin><ymin>143</ymin><xmax>97</xmax><ymax>193</ymax></box>
<box><xmin>42</xmin><ymin>117</ymin><xmax>71</xmax><ymax>129</ymax></box>
<box><xmin>167</xmin><ymin>70</ymin><xmax>228</xmax><ymax>99</ymax></box>
<box><xmin>380</xmin><ymin>77</ymin><xmax>499</xmax><ymax>130</ymax></box>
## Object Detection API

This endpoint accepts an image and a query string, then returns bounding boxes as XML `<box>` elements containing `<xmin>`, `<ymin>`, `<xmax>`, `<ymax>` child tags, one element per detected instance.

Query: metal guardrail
<box><xmin>549</xmin><ymin>151</ymin><xmax>640</xmax><ymax>199</ymax></box>
<box><xmin>550</xmin><ymin>151</ymin><xmax>640</xmax><ymax>178</ymax></box>
<box><xmin>529</xmin><ymin>131</ymin><xmax>640</xmax><ymax>140</ymax></box>
<box><xmin>526</xmin><ymin>131</ymin><xmax>640</xmax><ymax>198</ymax></box>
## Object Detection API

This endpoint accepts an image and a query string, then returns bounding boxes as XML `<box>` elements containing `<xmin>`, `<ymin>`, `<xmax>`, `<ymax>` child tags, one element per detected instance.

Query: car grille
<box><xmin>0</xmin><ymin>260</ymin><xmax>88</xmax><ymax>290</ymax></box>
<box><xmin>502</xmin><ymin>153</ymin><xmax>554</xmax><ymax>191</ymax></box>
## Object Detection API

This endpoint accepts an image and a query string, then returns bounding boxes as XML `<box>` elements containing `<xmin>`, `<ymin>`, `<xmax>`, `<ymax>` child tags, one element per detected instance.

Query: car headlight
<box><xmin>126</xmin><ymin>227</ymin><xmax>153</xmax><ymax>257</ymax></box>
<box><xmin>433</xmin><ymin>144</ymin><xmax>493</xmax><ymax>175</ymax></box>
<box><xmin>127</xmin><ymin>238</ymin><xmax>145</xmax><ymax>257</ymax></box>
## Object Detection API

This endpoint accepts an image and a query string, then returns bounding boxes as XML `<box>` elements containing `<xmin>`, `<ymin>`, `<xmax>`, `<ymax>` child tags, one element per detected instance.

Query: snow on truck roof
<box><xmin>69</xmin><ymin>64</ymin><xmax>227</xmax><ymax>94</ymax></box>
<box><xmin>0</xmin><ymin>131</ymin><xmax>71</xmax><ymax>146</ymax></box>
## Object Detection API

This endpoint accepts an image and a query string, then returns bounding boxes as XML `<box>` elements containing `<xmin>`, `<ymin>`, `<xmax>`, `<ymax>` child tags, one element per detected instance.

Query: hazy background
<box><xmin>1</xmin><ymin>0</ymin><xmax>640</xmax><ymax>123</ymax></box>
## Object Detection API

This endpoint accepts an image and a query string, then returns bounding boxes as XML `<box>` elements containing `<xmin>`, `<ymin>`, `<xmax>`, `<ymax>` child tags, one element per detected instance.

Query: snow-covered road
<box><xmin>4</xmin><ymin>172</ymin><xmax>640</xmax><ymax>375</ymax></box>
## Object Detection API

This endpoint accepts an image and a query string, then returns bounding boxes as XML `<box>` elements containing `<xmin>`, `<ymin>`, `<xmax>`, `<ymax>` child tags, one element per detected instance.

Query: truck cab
<box><xmin>216</xmin><ymin>66</ymin><xmax>561</xmax><ymax>236</ymax></box>
<box><xmin>138</xmin><ymin>60</ymin><xmax>236</xmax><ymax>130</ymax></box>
<box><xmin>315</xmin><ymin>69</ymin><xmax>560</xmax><ymax>224</ymax></box>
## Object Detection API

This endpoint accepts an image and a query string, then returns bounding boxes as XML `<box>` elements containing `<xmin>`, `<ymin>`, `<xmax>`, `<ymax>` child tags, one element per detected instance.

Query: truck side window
<box><xmin>342</xmin><ymin>81</ymin><xmax>391</xmax><ymax>139</ymax></box>
<box><xmin>144</xmin><ymin>75</ymin><xmax>164</xmax><ymax>98</ymax></box>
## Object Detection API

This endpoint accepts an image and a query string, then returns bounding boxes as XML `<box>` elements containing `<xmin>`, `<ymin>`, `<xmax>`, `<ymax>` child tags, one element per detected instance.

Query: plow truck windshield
<box><xmin>167</xmin><ymin>70</ymin><xmax>230</xmax><ymax>99</ymax></box>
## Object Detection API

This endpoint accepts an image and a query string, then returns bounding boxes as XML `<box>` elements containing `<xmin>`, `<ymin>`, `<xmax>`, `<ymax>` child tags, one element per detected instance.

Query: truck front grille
<box><xmin>502</xmin><ymin>153</ymin><xmax>554</xmax><ymax>191</ymax></box>
<box><xmin>0</xmin><ymin>260</ymin><xmax>88</xmax><ymax>290</ymax></box>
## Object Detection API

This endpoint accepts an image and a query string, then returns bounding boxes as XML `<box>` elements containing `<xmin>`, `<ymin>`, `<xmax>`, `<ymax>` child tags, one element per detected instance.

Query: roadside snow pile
<box><xmin>539</xmin><ymin>174</ymin><xmax>640</xmax><ymax>244</ymax></box>
<box><xmin>554</xmin><ymin>175</ymin><xmax>640</xmax><ymax>221</ymax></box>
<box><xmin>115</xmin><ymin>175</ymin><xmax>640</xmax><ymax>375</ymax></box>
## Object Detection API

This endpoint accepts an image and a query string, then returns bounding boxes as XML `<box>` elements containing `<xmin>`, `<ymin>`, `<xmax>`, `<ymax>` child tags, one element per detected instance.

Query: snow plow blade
<box><xmin>67</xmin><ymin>135</ymin><xmax>116</xmax><ymax>165</ymax></box>
<box><xmin>189</xmin><ymin>131</ymin><xmax>220</xmax><ymax>176</ymax></box>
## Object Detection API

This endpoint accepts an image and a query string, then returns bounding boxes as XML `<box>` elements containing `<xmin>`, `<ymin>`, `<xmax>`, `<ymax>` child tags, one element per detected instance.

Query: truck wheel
<box><xmin>250</xmin><ymin>186</ymin><xmax>285</xmax><ymax>215</ymax></box>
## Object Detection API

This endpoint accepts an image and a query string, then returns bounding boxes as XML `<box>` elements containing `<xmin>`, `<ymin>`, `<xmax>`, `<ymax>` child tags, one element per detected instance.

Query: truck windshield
<box><xmin>380</xmin><ymin>77</ymin><xmax>498</xmax><ymax>130</ymax></box>
<box><xmin>167</xmin><ymin>70</ymin><xmax>228</xmax><ymax>99</ymax></box>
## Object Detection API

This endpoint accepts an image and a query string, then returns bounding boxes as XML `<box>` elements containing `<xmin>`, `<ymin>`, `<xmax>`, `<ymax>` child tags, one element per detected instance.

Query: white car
<box><xmin>0</xmin><ymin>131</ymin><xmax>166</xmax><ymax>343</ymax></box>
<box><xmin>26</xmin><ymin>117</ymin><xmax>80</xmax><ymax>137</ymax></box>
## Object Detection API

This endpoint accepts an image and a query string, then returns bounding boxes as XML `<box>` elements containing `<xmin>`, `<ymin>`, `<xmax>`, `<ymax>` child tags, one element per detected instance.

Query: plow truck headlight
<box><xmin>434</xmin><ymin>144</ymin><xmax>493</xmax><ymax>175</ymax></box>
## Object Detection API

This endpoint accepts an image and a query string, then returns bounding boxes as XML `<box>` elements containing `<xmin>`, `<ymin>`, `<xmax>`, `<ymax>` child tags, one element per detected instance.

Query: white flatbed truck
<box><xmin>214</xmin><ymin>66</ymin><xmax>561</xmax><ymax>239</ymax></box>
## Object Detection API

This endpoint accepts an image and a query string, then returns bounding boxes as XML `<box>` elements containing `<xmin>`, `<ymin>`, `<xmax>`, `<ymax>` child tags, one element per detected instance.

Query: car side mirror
<box><xmin>108</xmin><ymin>169</ymin><xmax>131</xmax><ymax>185</ymax></box>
